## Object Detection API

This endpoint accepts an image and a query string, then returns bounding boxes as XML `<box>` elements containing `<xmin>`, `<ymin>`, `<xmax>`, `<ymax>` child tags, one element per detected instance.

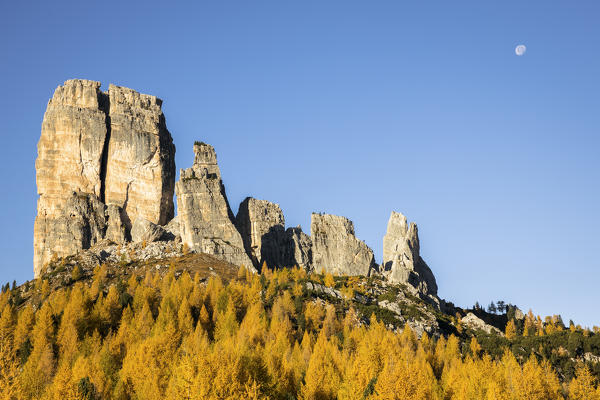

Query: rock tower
<box><xmin>34</xmin><ymin>79</ymin><xmax>175</xmax><ymax>277</ymax></box>
<box><xmin>383</xmin><ymin>211</ymin><xmax>438</xmax><ymax>295</ymax></box>
<box><xmin>175</xmin><ymin>142</ymin><xmax>253</xmax><ymax>269</ymax></box>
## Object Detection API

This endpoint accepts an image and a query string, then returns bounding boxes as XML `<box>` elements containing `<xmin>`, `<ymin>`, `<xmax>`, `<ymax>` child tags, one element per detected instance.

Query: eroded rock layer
<box><xmin>176</xmin><ymin>143</ymin><xmax>253</xmax><ymax>269</ymax></box>
<box><xmin>311</xmin><ymin>213</ymin><xmax>375</xmax><ymax>276</ymax></box>
<box><xmin>382</xmin><ymin>211</ymin><xmax>437</xmax><ymax>295</ymax></box>
<box><xmin>34</xmin><ymin>79</ymin><xmax>175</xmax><ymax>276</ymax></box>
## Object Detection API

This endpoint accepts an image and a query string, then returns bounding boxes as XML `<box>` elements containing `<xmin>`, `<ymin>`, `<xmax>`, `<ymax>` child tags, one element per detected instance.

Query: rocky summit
<box><xmin>34</xmin><ymin>80</ymin><xmax>175</xmax><ymax>277</ymax></box>
<box><xmin>33</xmin><ymin>79</ymin><xmax>440</xmax><ymax>301</ymax></box>
<box><xmin>383</xmin><ymin>211</ymin><xmax>438</xmax><ymax>295</ymax></box>
<box><xmin>175</xmin><ymin>142</ymin><xmax>253</xmax><ymax>270</ymax></box>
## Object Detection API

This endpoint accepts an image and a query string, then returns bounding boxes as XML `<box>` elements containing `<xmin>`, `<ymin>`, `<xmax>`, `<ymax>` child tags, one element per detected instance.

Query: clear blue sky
<box><xmin>1</xmin><ymin>1</ymin><xmax>598</xmax><ymax>327</ymax></box>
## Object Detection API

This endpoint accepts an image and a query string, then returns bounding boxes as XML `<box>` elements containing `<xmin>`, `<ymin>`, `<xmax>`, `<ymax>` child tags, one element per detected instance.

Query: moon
<box><xmin>515</xmin><ymin>44</ymin><xmax>526</xmax><ymax>56</ymax></box>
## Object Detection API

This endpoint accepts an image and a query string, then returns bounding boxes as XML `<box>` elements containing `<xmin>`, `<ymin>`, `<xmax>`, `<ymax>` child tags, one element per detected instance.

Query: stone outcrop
<box><xmin>311</xmin><ymin>213</ymin><xmax>375</xmax><ymax>276</ymax></box>
<box><xmin>176</xmin><ymin>142</ymin><xmax>253</xmax><ymax>269</ymax></box>
<box><xmin>382</xmin><ymin>211</ymin><xmax>437</xmax><ymax>295</ymax></box>
<box><xmin>34</xmin><ymin>79</ymin><xmax>175</xmax><ymax>276</ymax></box>
<box><xmin>283</xmin><ymin>227</ymin><xmax>313</xmax><ymax>271</ymax></box>
<box><xmin>236</xmin><ymin>197</ymin><xmax>286</xmax><ymax>269</ymax></box>
<box><xmin>104</xmin><ymin>84</ymin><xmax>176</xmax><ymax>227</ymax></box>
<box><xmin>131</xmin><ymin>217</ymin><xmax>167</xmax><ymax>244</ymax></box>
<box><xmin>461</xmin><ymin>313</ymin><xmax>502</xmax><ymax>335</ymax></box>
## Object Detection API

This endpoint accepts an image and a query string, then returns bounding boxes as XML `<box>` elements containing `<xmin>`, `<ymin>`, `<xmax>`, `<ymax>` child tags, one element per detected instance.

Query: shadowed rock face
<box><xmin>236</xmin><ymin>197</ymin><xmax>286</xmax><ymax>269</ymax></box>
<box><xmin>311</xmin><ymin>213</ymin><xmax>375</xmax><ymax>276</ymax></box>
<box><xmin>34</xmin><ymin>79</ymin><xmax>175</xmax><ymax>277</ymax></box>
<box><xmin>176</xmin><ymin>143</ymin><xmax>253</xmax><ymax>270</ymax></box>
<box><xmin>283</xmin><ymin>226</ymin><xmax>313</xmax><ymax>271</ymax></box>
<box><xmin>382</xmin><ymin>211</ymin><xmax>437</xmax><ymax>295</ymax></box>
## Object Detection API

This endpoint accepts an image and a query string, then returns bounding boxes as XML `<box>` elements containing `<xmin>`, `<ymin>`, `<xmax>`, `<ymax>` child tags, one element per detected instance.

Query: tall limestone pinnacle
<box><xmin>34</xmin><ymin>79</ymin><xmax>175</xmax><ymax>277</ymax></box>
<box><xmin>383</xmin><ymin>211</ymin><xmax>438</xmax><ymax>295</ymax></box>
<box><xmin>176</xmin><ymin>142</ymin><xmax>254</xmax><ymax>270</ymax></box>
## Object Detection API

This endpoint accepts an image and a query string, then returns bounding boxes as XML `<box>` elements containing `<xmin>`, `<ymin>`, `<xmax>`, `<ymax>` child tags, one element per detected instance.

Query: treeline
<box><xmin>0</xmin><ymin>264</ymin><xmax>599</xmax><ymax>399</ymax></box>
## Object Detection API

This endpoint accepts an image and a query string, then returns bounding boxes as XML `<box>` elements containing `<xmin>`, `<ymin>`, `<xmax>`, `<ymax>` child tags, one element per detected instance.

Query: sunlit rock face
<box><xmin>382</xmin><ymin>211</ymin><xmax>437</xmax><ymax>295</ymax></box>
<box><xmin>310</xmin><ymin>213</ymin><xmax>375</xmax><ymax>276</ymax></box>
<box><xmin>34</xmin><ymin>80</ymin><xmax>175</xmax><ymax>277</ymax></box>
<box><xmin>104</xmin><ymin>84</ymin><xmax>175</xmax><ymax>228</ymax></box>
<box><xmin>176</xmin><ymin>142</ymin><xmax>253</xmax><ymax>270</ymax></box>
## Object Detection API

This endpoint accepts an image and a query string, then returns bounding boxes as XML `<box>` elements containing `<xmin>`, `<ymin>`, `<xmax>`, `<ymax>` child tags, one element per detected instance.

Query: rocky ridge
<box><xmin>34</xmin><ymin>80</ymin><xmax>441</xmax><ymax>304</ymax></box>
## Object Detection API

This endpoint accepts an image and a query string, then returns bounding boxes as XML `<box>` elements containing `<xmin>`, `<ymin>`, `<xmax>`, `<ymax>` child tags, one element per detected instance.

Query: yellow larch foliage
<box><xmin>2</xmin><ymin>258</ymin><xmax>598</xmax><ymax>400</ymax></box>
<box><xmin>301</xmin><ymin>330</ymin><xmax>344</xmax><ymax>400</ymax></box>
<box><xmin>569</xmin><ymin>365</ymin><xmax>600</xmax><ymax>400</ymax></box>
<box><xmin>324</xmin><ymin>272</ymin><xmax>335</xmax><ymax>288</ymax></box>
<box><xmin>505</xmin><ymin>319</ymin><xmax>518</xmax><ymax>340</ymax></box>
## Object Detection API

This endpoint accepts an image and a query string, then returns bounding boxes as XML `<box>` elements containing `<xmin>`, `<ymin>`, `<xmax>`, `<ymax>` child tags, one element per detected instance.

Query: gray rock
<box><xmin>236</xmin><ymin>197</ymin><xmax>286</xmax><ymax>269</ymax></box>
<box><xmin>34</xmin><ymin>80</ymin><xmax>109</xmax><ymax>276</ymax></box>
<box><xmin>461</xmin><ymin>312</ymin><xmax>502</xmax><ymax>335</ymax></box>
<box><xmin>283</xmin><ymin>226</ymin><xmax>313</xmax><ymax>271</ymax></box>
<box><xmin>131</xmin><ymin>217</ymin><xmax>166</xmax><ymax>243</ymax></box>
<box><xmin>34</xmin><ymin>191</ymin><xmax>107</xmax><ymax>276</ymax></box>
<box><xmin>383</xmin><ymin>211</ymin><xmax>437</xmax><ymax>295</ymax></box>
<box><xmin>311</xmin><ymin>213</ymin><xmax>375</xmax><ymax>276</ymax></box>
<box><xmin>514</xmin><ymin>307</ymin><xmax>525</xmax><ymax>320</ymax></box>
<box><xmin>163</xmin><ymin>216</ymin><xmax>180</xmax><ymax>240</ymax></box>
<box><xmin>105</xmin><ymin>204</ymin><xmax>128</xmax><ymax>244</ymax></box>
<box><xmin>175</xmin><ymin>142</ymin><xmax>253</xmax><ymax>270</ymax></box>
<box><xmin>34</xmin><ymin>80</ymin><xmax>177</xmax><ymax>277</ymax></box>
<box><xmin>104</xmin><ymin>84</ymin><xmax>176</xmax><ymax>227</ymax></box>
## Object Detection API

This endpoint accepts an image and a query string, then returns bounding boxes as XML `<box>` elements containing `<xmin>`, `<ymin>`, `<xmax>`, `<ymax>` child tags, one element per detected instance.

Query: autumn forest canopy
<box><xmin>0</xmin><ymin>263</ymin><xmax>599</xmax><ymax>400</ymax></box>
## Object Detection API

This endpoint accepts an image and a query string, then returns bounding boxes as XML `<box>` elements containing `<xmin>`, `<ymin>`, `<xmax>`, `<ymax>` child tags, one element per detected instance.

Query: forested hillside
<box><xmin>0</xmin><ymin>261</ymin><xmax>599</xmax><ymax>399</ymax></box>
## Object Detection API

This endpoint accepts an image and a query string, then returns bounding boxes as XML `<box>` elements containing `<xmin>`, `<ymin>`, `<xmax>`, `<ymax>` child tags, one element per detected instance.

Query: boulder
<box><xmin>175</xmin><ymin>142</ymin><xmax>253</xmax><ymax>269</ymax></box>
<box><xmin>131</xmin><ymin>217</ymin><xmax>167</xmax><ymax>243</ymax></box>
<box><xmin>236</xmin><ymin>197</ymin><xmax>286</xmax><ymax>269</ymax></box>
<box><xmin>163</xmin><ymin>216</ymin><xmax>180</xmax><ymax>240</ymax></box>
<box><xmin>310</xmin><ymin>213</ymin><xmax>375</xmax><ymax>276</ymax></box>
<box><xmin>383</xmin><ymin>211</ymin><xmax>437</xmax><ymax>295</ymax></box>
<box><xmin>461</xmin><ymin>313</ymin><xmax>502</xmax><ymax>335</ymax></box>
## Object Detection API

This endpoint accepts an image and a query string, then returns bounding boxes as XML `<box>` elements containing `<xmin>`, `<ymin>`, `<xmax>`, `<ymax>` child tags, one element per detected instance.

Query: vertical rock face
<box><xmin>34</xmin><ymin>80</ymin><xmax>176</xmax><ymax>277</ymax></box>
<box><xmin>35</xmin><ymin>80</ymin><xmax>107</xmax><ymax>199</ymax></box>
<box><xmin>383</xmin><ymin>211</ymin><xmax>437</xmax><ymax>295</ymax></box>
<box><xmin>311</xmin><ymin>213</ymin><xmax>375</xmax><ymax>276</ymax></box>
<box><xmin>283</xmin><ymin>227</ymin><xmax>313</xmax><ymax>271</ymax></box>
<box><xmin>176</xmin><ymin>142</ymin><xmax>253</xmax><ymax>269</ymax></box>
<box><xmin>236</xmin><ymin>197</ymin><xmax>286</xmax><ymax>269</ymax></box>
<box><xmin>104</xmin><ymin>84</ymin><xmax>176</xmax><ymax>227</ymax></box>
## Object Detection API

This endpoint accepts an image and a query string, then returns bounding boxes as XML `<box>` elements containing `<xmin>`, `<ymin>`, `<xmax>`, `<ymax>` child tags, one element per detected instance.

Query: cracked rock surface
<box><xmin>34</xmin><ymin>80</ymin><xmax>175</xmax><ymax>277</ymax></box>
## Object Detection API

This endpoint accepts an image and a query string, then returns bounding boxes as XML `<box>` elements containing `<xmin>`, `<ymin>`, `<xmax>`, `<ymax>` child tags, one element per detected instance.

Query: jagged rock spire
<box><xmin>175</xmin><ymin>142</ymin><xmax>253</xmax><ymax>269</ymax></box>
<box><xmin>383</xmin><ymin>211</ymin><xmax>437</xmax><ymax>295</ymax></box>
